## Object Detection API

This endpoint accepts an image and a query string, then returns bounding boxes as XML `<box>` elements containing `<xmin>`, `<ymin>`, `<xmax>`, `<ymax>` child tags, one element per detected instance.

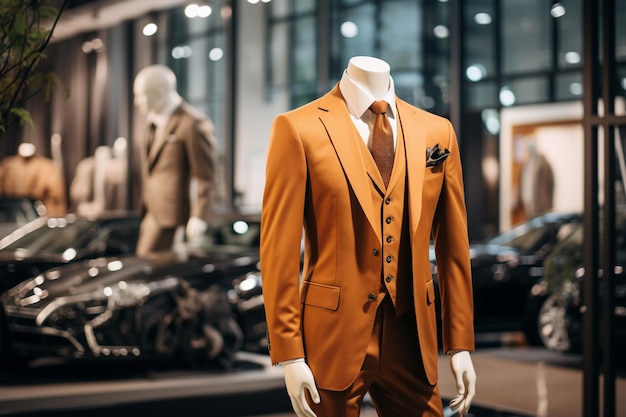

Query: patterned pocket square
<box><xmin>426</xmin><ymin>144</ymin><xmax>450</xmax><ymax>167</ymax></box>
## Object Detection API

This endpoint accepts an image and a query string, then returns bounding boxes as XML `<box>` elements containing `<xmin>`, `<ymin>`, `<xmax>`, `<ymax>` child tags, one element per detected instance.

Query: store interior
<box><xmin>0</xmin><ymin>0</ymin><xmax>625</xmax><ymax>416</ymax></box>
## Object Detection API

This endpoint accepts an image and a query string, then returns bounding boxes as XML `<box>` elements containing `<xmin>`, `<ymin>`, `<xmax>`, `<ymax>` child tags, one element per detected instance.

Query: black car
<box><xmin>432</xmin><ymin>211</ymin><xmax>582</xmax><ymax>345</ymax></box>
<box><xmin>533</xmin><ymin>221</ymin><xmax>626</xmax><ymax>352</ymax></box>
<box><xmin>0</xmin><ymin>197</ymin><xmax>43</xmax><ymax>239</ymax></box>
<box><xmin>0</xmin><ymin>213</ymin><xmax>141</xmax><ymax>294</ymax></box>
<box><xmin>1</xmin><ymin>213</ymin><xmax>265</xmax><ymax>371</ymax></box>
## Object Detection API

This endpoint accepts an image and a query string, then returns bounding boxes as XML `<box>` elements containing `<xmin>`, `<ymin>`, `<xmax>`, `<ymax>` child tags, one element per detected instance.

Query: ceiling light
<box><xmin>474</xmin><ymin>13</ymin><xmax>492</xmax><ymax>25</ymax></box>
<box><xmin>551</xmin><ymin>3</ymin><xmax>566</xmax><ymax>18</ymax></box>
<box><xmin>142</xmin><ymin>23</ymin><xmax>158</xmax><ymax>36</ymax></box>
<box><xmin>341</xmin><ymin>21</ymin><xmax>358</xmax><ymax>38</ymax></box>
<box><xmin>564</xmin><ymin>51</ymin><xmax>581</xmax><ymax>64</ymax></box>
<box><xmin>433</xmin><ymin>25</ymin><xmax>449</xmax><ymax>39</ymax></box>
<box><xmin>171</xmin><ymin>45</ymin><xmax>192</xmax><ymax>59</ymax></box>
<box><xmin>209</xmin><ymin>47</ymin><xmax>224</xmax><ymax>61</ymax></box>
<box><xmin>499</xmin><ymin>87</ymin><xmax>516</xmax><ymax>107</ymax></box>
<box><xmin>569</xmin><ymin>82</ymin><xmax>583</xmax><ymax>96</ymax></box>
<box><xmin>466</xmin><ymin>64</ymin><xmax>487</xmax><ymax>82</ymax></box>
<box><xmin>185</xmin><ymin>4</ymin><xmax>212</xmax><ymax>18</ymax></box>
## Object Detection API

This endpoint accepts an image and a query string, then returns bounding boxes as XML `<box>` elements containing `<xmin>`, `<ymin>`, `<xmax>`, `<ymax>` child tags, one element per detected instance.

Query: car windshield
<box><xmin>487</xmin><ymin>214</ymin><xmax>579</xmax><ymax>252</ymax></box>
<box><xmin>0</xmin><ymin>217</ymin><xmax>105</xmax><ymax>255</ymax></box>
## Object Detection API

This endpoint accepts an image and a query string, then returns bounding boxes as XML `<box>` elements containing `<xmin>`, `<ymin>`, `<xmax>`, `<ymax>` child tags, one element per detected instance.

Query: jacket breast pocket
<box><xmin>301</xmin><ymin>281</ymin><xmax>340</xmax><ymax>311</ymax></box>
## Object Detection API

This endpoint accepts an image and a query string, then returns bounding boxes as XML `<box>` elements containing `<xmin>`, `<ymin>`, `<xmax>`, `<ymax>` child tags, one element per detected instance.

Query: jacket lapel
<box><xmin>317</xmin><ymin>85</ymin><xmax>381</xmax><ymax>242</ymax></box>
<box><xmin>396</xmin><ymin>98</ymin><xmax>426</xmax><ymax>238</ymax></box>
<box><xmin>148</xmin><ymin>106</ymin><xmax>182</xmax><ymax>170</ymax></box>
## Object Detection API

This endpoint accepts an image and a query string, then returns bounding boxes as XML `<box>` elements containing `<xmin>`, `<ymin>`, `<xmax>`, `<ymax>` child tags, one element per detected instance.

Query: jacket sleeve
<box><xmin>260</xmin><ymin>113</ymin><xmax>308</xmax><ymax>365</ymax></box>
<box><xmin>186</xmin><ymin>115</ymin><xmax>217</xmax><ymax>221</ymax></box>
<box><xmin>432</xmin><ymin>120</ymin><xmax>475</xmax><ymax>354</ymax></box>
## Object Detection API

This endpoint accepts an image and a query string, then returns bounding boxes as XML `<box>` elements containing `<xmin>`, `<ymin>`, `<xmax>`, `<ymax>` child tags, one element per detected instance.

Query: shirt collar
<box><xmin>338</xmin><ymin>70</ymin><xmax>396</xmax><ymax>119</ymax></box>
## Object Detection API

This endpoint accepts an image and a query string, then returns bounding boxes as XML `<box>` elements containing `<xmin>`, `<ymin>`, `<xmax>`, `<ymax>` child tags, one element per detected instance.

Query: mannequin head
<box><xmin>346</xmin><ymin>56</ymin><xmax>390</xmax><ymax>100</ymax></box>
<box><xmin>112</xmin><ymin>137</ymin><xmax>128</xmax><ymax>159</ymax></box>
<box><xmin>133</xmin><ymin>65</ymin><xmax>180</xmax><ymax>116</ymax></box>
<box><xmin>94</xmin><ymin>145</ymin><xmax>112</xmax><ymax>161</ymax></box>
<box><xmin>18</xmin><ymin>142</ymin><xmax>36</xmax><ymax>158</ymax></box>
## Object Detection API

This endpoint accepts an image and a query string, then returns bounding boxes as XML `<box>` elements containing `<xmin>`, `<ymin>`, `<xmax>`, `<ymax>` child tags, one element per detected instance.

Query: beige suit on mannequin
<box><xmin>133</xmin><ymin>65</ymin><xmax>216</xmax><ymax>257</ymax></box>
<box><xmin>261</xmin><ymin>57</ymin><xmax>476</xmax><ymax>417</ymax></box>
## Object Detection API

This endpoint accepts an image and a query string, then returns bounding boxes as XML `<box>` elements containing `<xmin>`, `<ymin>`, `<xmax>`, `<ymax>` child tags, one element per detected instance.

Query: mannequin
<box><xmin>519</xmin><ymin>137</ymin><xmax>554</xmax><ymax>218</ymax></box>
<box><xmin>133</xmin><ymin>65</ymin><xmax>216</xmax><ymax>257</ymax></box>
<box><xmin>261</xmin><ymin>56</ymin><xmax>476</xmax><ymax>417</ymax></box>
<box><xmin>70</xmin><ymin>139</ymin><xmax>128</xmax><ymax>215</ymax></box>
<box><xmin>0</xmin><ymin>141</ymin><xmax>67</xmax><ymax>217</ymax></box>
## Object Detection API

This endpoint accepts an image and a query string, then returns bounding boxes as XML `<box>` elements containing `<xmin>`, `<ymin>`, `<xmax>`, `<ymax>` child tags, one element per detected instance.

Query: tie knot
<box><xmin>369</xmin><ymin>100</ymin><xmax>388</xmax><ymax>116</ymax></box>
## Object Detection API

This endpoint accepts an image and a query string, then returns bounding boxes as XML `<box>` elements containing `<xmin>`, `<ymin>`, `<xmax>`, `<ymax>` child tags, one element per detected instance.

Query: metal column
<box><xmin>582</xmin><ymin>0</ymin><xmax>625</xmax><ymax>416</ymax></box>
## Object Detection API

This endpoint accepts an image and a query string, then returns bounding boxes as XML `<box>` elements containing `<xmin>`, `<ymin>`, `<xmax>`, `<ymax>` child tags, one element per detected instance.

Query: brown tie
<box><xmin>146</xmin><ymin>122</ymin><xmax>157</xmax><ymax>156</ymax></box>
<box><xmin>369</xmin><ymin>100</ymin><xmax>394</xmax><ymax>188</ymax></box>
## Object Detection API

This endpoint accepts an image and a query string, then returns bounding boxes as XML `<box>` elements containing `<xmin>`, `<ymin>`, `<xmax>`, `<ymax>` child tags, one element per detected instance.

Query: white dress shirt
<box><xmin>338</xmin><ymin>70</ymin><xmax>398</xmax><ymax>151</ymax></box>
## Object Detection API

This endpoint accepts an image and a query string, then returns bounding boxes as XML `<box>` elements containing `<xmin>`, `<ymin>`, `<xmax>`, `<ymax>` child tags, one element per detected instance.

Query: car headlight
<box><xmin>229</xmin><ymin>271</ymin><xmax>263</xmax><ymax>312</ymax></box>
<box><xmin>37</xmin><ymin>281</ymin><xmax>156</xmax><ymax>327</ymax></box>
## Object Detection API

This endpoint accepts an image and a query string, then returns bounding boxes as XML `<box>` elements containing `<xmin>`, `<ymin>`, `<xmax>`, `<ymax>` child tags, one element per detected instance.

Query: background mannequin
<box><xmin>261</xmin><ymin>56</ymin><xmax>476</xmax><ymax>417</ymax></box>
<box><xmin>0</xmin><ymin>141</ymin><xmax>66</xmax><ymax>217</ymax></box>
<box><xmin>133</xmin><ymin>64</ymin><xmax>216</xmax><ymax>257</ymax></box>
<box><xmin>70</xmin><ymin>137</ymin><xmax>129</xmax><ymax>215</ymax></box>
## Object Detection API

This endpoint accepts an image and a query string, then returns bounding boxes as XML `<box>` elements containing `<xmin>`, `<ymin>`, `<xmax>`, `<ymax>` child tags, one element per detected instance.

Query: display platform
<box><xmin>0</xmin><ymin>352</ymin><xmax>292</xmax><ymax>416</ymax></box>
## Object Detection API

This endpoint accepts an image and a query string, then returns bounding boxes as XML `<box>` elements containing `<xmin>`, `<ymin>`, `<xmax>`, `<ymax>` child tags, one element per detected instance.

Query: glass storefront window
<box><xmin>555</xmin><ymin>0</ymin><xmax>582</xmax><ymax>70</ymax></box>
<box><xmin>165</xmin><ymin>3</ymin><xmax>229</xmax><ymax>144</ymax></box>
<box><xmin>464</xmin><ymin>0</ymin><xmax>496</xmax><ymax>80</ymax></box>
<box><xmin>555</xmin><ymin>71</ymin><xmax>583</xmax><ymax>101</ymax></box>
<box><xmin>501</xmin><ymin>77</ymin><xmax>550</xmax><ymax>106</ymax></box>
<box><xmin>501</xmin><ymin>0</ymin><xmax>551</xmax><ymax>75</ymax></box>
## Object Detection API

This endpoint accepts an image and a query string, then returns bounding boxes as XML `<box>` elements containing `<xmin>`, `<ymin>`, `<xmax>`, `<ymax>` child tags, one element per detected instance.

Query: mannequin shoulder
<box><xmin>397</xmin><ymin>98</ymin><xmax>452</xmax><ymax>127</ymax></box>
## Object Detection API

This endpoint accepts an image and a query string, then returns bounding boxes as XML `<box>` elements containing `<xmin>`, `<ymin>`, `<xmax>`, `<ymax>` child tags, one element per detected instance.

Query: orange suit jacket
<box><xmin>260</xmin><ymin>85</ymin><xmax>474</xmax><ymax>392</ymax></box>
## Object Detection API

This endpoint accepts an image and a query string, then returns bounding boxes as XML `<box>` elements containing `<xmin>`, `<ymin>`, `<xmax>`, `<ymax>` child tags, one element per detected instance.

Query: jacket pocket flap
<box><xmin>301</xmin><ymin>281</ymin><xmax>340</xmax><ymax>311</ymax></box>
<box><xmin>426</xmin><ymin>280</ymin><xmax>435</xmax><ymax>306</ymax></box>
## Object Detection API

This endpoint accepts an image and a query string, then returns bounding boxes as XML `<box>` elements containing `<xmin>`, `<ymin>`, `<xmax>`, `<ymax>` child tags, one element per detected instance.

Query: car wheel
<box><xmin>538</xmin><ymin>294</ymin><xmax>572</xmax><ymax>352</ymax></box>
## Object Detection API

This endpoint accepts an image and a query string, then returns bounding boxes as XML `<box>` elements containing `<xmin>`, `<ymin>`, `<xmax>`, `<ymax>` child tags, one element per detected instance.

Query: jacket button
<box><xmin>386</xmin><ymin>255</ymin><xmax>393</xmax><ymax>263</ymax></box>
<box><xmin>386</xmin><ymin>216</ymin><xmax>393</xmax><ymax>224</ymax></box>
<box><xmin>368</xmin><ymin>293</ymin><xmax>376</xmax><ymax>302</ymax></box>
<box><xmin>386</xmin><ymin>235</ymin><xmax>393</xmax><ymax>243</ymax></box>
<box><xmin>373</xmin><ymin>248</ymin><xmax>379</xmax><ymax>256</ymax></box>
<box><xmin>385</xmin><ymin>275</ymin><xmax>393</xmax><ymax>283</ymax></box>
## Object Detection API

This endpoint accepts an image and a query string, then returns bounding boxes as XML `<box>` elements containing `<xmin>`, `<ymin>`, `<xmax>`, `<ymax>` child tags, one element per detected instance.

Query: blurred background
<box><xmin>0</xmin><ymin>1</ymin><xmax>625</xmax><ymax>417</ymax></box>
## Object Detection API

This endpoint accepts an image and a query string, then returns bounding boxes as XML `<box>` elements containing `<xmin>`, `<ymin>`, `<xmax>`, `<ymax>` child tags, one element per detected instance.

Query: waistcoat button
<box><xmin>386</xmin><ymin>235</ymin><xmax>393</xmax><ymax>243</ymax></box>
<box><xmin>368</xmin><ymin>293</ymin><xmax>376</xmax><ymax>302</ymax></box>
<box><xmin>385</xmin><ymin>275</ymin><xmax>393</xmax><ymax>283</ymax></box>
<box><xmin>385</xmin><ymin>197</ymin><xmax>391</xmax><ymax>205</ymax></box>
<box><xmin>386</xmin><ymin>255</ymin><xmax>392</xmax><ymax>263</ymax></box>
<box><xmin>386</xmin><ymin>216</ymin><xmax>392</xmax><ymax>224</ymax></box>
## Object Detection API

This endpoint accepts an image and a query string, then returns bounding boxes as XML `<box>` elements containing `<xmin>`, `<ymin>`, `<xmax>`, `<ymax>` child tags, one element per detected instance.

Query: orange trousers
<box><xmin>308</xmin><ymin>295</ymin><xmax>444</xmax><ymax>417</ymax></box>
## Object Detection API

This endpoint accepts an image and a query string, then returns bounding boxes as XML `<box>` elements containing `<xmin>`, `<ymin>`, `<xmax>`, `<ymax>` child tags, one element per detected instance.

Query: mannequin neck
<box><xmin>153</xmin><ymin>92</ymin><xmax>182</xmax><ymax>120</ymax></box>
<box><xmin>345</xmin><ymin>56</ymin><xmax>391</xmax><ymax>100</ymax></box>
